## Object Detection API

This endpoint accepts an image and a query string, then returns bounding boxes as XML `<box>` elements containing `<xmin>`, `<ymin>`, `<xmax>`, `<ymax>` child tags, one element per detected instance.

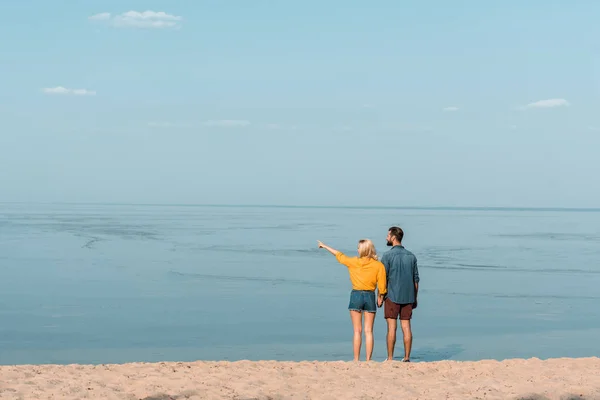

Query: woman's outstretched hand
<box><xmin>317</xmin><ymin>241</ymin><xmax>339</xmax><ymax>255</ymax></box>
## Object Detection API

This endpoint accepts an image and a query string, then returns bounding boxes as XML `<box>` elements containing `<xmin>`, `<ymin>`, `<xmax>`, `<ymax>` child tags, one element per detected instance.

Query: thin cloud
<box><xmin>89</xmin><ymin>10</ymin><xmax>182</xmax><ymax>29</ymax></box>
<box><xmin>148</xmin><ymin>122</ymin><xmax>191</xmax><ymax>128</ymax></box>
<box><xmin>265</xmin><ymin>123</ymin><xmax>298</xmax><ymax>131</ymax></box>
<box><xmin>523</xmin><ymin>98</ymin><xmax>570</xmax><ymax>109</ymax></box>
<box><xmin>147</xmin><ymin>120</ymin><xmax>251</xmax><ymax>128</ymax></box>
<box><xmin>442</xmin><ymin>106</ymin><xmax>459</xmax><ymax>112</ymax></box>
<box><xmin>89</xmin><ymin>12</ymin><xmax>111</xmax><ymax>21</ymax></box>
<box><xmin>203</xmin><ymin>120</ymin><xmax>251</xmax><ymax>127</ymax></box>
<box><xmin>42</xmin><ymin>87</ymin><xmax>96</xmax><ymax>96</ymax></box>
<box><xmin>382</xmin><ymin>124</ymin><xmax>433</xmax><ymax>133</ymax></box>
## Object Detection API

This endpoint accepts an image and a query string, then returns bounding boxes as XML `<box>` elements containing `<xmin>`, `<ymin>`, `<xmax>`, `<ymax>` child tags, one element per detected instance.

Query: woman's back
<box><xmin>335</xmin><ymin>253</ymin><xmax>386</xmax><ymax>293</ymax></box>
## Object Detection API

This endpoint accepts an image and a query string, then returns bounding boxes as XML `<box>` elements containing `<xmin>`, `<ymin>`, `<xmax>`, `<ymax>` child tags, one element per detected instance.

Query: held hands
<box><xmin>377</xmin><ymin>294</ymin><xmax>384</xmax><ymax>308</ymax></box>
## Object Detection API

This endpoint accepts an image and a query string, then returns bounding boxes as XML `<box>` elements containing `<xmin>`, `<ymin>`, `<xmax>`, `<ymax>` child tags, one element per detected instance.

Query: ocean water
<box><xmin>1</xmin><ymin>203</ymin><xmax>599</xmax><ymax>365</ymax></box>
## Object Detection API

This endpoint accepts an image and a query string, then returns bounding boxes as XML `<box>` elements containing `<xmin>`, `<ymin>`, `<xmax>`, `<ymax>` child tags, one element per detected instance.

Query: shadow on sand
<box><xmin>140</xmin><ymin>391</ymin><xmax>198</xmax><ymax>400</ymax></box>
<box><xmin>141</xmin><ymin>395</ymin><xmax>285</xmax><ymax>400</ymax></box>
<box><xmin>517</xmin><ymin>395</ymin><xmax>589</xmax><ymax>400</ymax></box>
<box><xmin>141</xmin><ymin>392</ymin><xmax>591</xmax><ymax>400</ymax></box>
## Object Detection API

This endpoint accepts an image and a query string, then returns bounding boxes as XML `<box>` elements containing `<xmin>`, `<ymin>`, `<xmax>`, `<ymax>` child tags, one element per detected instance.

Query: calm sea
<box><xmin>1</xmin><ymin>203</ymin><xmax>599</xmax><ymax>365</ymax></box>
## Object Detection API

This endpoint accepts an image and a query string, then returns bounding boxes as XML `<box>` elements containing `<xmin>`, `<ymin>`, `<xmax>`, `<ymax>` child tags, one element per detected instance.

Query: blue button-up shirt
<box><xmin>381</xmin><ymin>246</ymin><xmax>419</xmax><ymax>304</ymax></box>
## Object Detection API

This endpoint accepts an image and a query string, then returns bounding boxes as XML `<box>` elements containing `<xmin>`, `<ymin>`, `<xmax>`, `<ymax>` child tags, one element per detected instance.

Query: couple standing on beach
<box><xmin>318</xmin><ymin>226</ymin><xmax>419</xmax><ymax>362</ymax></box>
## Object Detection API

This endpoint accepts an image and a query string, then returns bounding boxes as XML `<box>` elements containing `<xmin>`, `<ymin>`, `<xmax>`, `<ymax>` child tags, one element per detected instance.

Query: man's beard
<box><xmin>386</xmin><ymin>240</ymin><xmax>393</xmax><ymax>246</ymax></box>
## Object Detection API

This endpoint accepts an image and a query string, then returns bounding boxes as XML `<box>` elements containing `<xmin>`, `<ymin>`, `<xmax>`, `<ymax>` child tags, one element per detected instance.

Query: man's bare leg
<box><xmin>350</xmin><ymin>311</ymin><xmax>363</xmax><ymax>361</ymax></box>
<box><xmin>400</xmin><ymin>319</ymin><xmax>413</xmax><ymax>361</ymax></box>
<box><xmin>363</xmin><ymin>312</ymin><xmax>376</xmax><ymax>361</ymax></box>
<box><xmin>386</xmin><ymin>318</ymin><xmax>397</xmax><ymax>361</ymax></box>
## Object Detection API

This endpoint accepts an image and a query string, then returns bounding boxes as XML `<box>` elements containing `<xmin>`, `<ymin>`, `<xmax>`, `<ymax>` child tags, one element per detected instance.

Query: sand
<box><xmin>1</xmin><ymin>357</ymin><xmax>599</xmax><ymax>400</ymax></box>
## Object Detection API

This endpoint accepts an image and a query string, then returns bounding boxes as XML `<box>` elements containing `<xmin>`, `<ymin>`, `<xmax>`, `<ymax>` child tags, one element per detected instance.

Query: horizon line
<box><xmin>1</xmin><ymin>201</ymin><xmax>599</xmax><ymax>212</ymax></box>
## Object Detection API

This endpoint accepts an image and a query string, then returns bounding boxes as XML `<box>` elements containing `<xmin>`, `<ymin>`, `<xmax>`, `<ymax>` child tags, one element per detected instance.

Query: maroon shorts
<box><xmin>384</xmin><ymin>299</ymin><xmax>413</xmax><ymax>320</ymax></box>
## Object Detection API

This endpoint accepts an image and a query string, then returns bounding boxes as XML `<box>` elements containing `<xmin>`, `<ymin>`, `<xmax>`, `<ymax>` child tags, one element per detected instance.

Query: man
<box><xmin>379</xmin><ymin>226</ymin><xmax>419</xmax><ymax>362</ymax></box>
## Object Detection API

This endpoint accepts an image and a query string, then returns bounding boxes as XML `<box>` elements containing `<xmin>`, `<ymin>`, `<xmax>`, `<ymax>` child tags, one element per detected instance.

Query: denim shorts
<box><xmin>348</xmin><ymin>290</ymin><xmax>376</xmax><ymax>313</ymax></box>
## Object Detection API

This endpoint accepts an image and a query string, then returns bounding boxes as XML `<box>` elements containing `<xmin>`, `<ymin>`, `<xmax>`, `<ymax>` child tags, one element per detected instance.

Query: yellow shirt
<box><xmin>335</xmin><ymin>253</ymin><xmax>387</xmax><ymax>294</ymax></box>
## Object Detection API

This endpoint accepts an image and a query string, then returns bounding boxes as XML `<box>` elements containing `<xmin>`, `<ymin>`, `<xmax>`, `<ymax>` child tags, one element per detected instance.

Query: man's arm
<box><xmin>381</xmin><ymin>253</ymin><xmax>390</xmax><ymax>277</ymax></box>
<box><xmin>413</xmin><ymin>256</ymin><xmax>420</xmax><ymax>308</ymax></box>
<box><xmin>381</xmin><ymin>253</ymin><xmax>390</xmax><ymax>300</ymax></box>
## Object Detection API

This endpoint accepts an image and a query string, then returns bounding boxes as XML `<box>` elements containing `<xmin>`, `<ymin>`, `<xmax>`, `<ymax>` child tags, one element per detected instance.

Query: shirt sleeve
<box><xmin>413</xmin><ymin>256</ymin><xmax>420</xmax><ymax>284</ymax></box>
<box><xmin>381</xmin><ymin>253</ymin><xmax>390</xmax><ymax>277</ymax></box>
<box><xmin>377</xmin><ymin>262</ymin><xmax>387</xmax><ymax>295</ymax></box>
<box><xmin>335</xmin><ymin>252</ymin><xmax>357</xmax><ymax>268</ymax></box>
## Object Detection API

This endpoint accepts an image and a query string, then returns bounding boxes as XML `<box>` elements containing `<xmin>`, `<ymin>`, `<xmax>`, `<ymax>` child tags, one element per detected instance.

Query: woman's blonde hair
<box><xmin>357</xmin><ymin>239</ymin><xmax>378</xmax><ymax>260</ymax></box>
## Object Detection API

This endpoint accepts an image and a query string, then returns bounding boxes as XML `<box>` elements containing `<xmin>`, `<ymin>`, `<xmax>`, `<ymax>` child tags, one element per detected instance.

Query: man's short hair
<box><xmin>388</xmin><ymin>226</ymin><xmax>404</xmax><ymax>243</ymax></box>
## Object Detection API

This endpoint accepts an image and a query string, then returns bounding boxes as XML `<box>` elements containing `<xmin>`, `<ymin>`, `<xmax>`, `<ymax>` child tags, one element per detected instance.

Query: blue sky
<box><xmin>1</xmin><ymin>0</ymin><xmax>599</xmax><ymax>207</ymax></box>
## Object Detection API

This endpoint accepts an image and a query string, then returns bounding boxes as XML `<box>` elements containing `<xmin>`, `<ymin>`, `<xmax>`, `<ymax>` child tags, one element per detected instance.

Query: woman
<box><xmin>318</xmin><ymin>239</ymin><xmax>387</xmax><ymax>361</ymax></box>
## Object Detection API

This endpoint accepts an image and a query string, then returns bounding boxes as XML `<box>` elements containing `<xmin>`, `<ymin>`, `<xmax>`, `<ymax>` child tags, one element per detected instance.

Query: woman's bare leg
<box><xmin>363</xmin><ymin>311</ymin><xmax>376</xmax><ymax>361</ymax></box>
<box><xmin>350</xmin><ymin>311</ymin><xmax>363</xmax><ymax>361</ymax></box>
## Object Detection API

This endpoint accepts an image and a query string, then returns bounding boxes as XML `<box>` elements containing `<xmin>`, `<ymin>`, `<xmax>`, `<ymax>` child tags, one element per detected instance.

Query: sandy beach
<box><xmin>1</xmin><ymin>357</ymin><xmax>599</xmax><ymax>400</ymax></box>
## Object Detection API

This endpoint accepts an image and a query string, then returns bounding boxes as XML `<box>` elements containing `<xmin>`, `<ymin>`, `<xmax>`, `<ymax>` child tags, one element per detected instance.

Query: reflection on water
<box><xmin>168</xmin><ymin>271</ymin><xmax>334</xmax><ymax>289</ymax></box>
<box><xmin>1</xmin><ymin>203</ymin><xmax>600</xmax><ymax>364</ymax></box>
<box><xmin>494</xmin><ymin>232</ymin><xmax>600</xmax><ymax>241</ymax></box>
